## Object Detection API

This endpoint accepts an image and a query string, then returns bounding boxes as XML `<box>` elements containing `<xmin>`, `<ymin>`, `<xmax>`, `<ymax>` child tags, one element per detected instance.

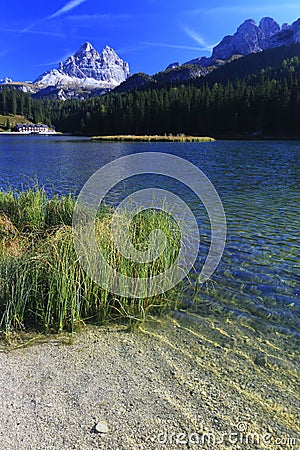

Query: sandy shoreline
<box><xmin>0</xmin><ymin>312</ymin><xmax>299</xmax><ymax>449</ymax></box>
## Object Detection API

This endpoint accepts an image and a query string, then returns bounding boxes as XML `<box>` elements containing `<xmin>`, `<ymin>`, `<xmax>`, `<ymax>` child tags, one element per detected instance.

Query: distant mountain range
<box><xmin>185</xmin><ymin>17</ymin><xmax>300</xmax><ymax>66</ymax></box>
<box><xmin>1</xmin><ymin>16</ymin><xmax>300</xmax><ymax>99</ymax></box>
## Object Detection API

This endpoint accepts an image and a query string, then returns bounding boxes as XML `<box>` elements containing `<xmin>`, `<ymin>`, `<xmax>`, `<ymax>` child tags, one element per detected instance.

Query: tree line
<box><xmin>0</xmin><ymin>86</ymin><xmax>51</xmax><ymax>126</ymax></box>
<box><xmin>47</xmin><ymin>75</ymin><xmax>300</xmax><ymax>137</ymax></box>
<box><xmin>1</xmin><ymin>54</ymin><xmax>300</xmax><ymax>137</ymax></box>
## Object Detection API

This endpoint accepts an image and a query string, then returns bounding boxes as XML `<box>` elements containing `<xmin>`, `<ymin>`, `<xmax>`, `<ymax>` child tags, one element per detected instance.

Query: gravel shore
<box><xmin>0</xmin><ymin>311</ymin><xmax>299</xmax><ymax>449</ymax></box>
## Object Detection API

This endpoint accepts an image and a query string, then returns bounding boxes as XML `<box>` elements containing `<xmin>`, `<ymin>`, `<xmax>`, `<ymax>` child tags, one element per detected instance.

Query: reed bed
<box><xmin>91</xmin><ymin>135</ymin><xmax>215</xmax><ymax>142</ymax></box>
<box><xmin>0</xmin><ymin>189</ymin><xmax>183</xmax><ymax>336</ymax></box>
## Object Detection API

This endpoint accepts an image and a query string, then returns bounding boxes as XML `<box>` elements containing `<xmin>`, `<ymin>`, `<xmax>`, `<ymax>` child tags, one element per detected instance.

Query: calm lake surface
<box><xmin>0</xmin><ymin>135</ymin><xmax>299</xmax><ymax>338</ymax></box>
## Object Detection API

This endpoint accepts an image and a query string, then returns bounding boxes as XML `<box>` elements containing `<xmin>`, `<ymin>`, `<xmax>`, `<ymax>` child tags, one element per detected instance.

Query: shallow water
<box><xmin>0</xmin><ymin>136</ymin><xmax>299</xmax><ymax>338</ymax></box>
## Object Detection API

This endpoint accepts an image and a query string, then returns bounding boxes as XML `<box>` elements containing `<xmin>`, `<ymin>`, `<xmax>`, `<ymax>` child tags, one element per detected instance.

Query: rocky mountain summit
<box><xmin>186</xmin><ymin>17</ymin><xmax>300</xmax><ymax>66</ymax></box>
<box><xmin>35</xmin><ymin>42</ymin><xmax>130</xmax><ymax>89</ymax></box>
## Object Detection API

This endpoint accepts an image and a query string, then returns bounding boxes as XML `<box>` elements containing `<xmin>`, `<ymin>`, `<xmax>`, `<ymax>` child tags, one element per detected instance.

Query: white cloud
<box><xmin>0</xmin><ymin>27</ymin><xmax>67</xmax><ymax>38</ymax></box>
<box><xmin>48</xmin><ymin>0</ymin><xmax>88</xmax><ymax>20</ymax></box>
<box><xmin>188</xmin><ymin>3</ymin><xmax>300</xmax><ymax>16</ymax></box>
<box><xmin>34</xmin><ymin>52</ymin><xmax>72</xmax><ymax>67</ymax></box>
<box><xmin>141</xmin><ymin>41</ymin><xmax>205</xmax><ymax>51</ymax></box>
<box><xmin>0</xmin><ymin>26</ymin><xmax>99</xmax><ymax>42</ymax></box>
<box><xmin>182</xmin><ymin>27</ymin><xmax>215</xmax><ymax>51</ymax></box>
<box><xmin>67</xmin><ymin>13</ymin><xmax>133</xmax><ymax>21</ymax></box>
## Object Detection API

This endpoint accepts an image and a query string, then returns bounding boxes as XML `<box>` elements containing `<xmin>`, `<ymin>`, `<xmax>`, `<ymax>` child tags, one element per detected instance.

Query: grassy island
<box><xmin>91</xmin><ymin>135</ymin><xmax>215</xmax><ymax>142</ymax></box>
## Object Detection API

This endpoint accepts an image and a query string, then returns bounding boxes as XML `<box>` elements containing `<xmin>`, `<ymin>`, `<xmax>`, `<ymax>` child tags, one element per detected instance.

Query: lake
<box><xmin>0</xmin><ymin>135</ymin><xmax>299</xmax><ymax>339</ymax></box>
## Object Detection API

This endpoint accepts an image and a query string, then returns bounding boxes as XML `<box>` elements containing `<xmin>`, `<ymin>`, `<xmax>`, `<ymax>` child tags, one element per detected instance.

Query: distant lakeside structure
<box><xmin>15</xmin><ymin>123</ymin><xmax>56</xmax><ymax>134</ymax></box>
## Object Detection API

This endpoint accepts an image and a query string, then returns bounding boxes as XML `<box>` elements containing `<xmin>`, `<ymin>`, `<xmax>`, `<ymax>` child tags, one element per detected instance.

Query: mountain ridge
<box><xmin>185</xmin><ymin>17</ymin><xmax>300</xmax><ymax>67</ymax></box>
<box><xmin>114</xmin><ymin>43</ymin><xmax>300</xmax><ymax>95</ymax></box>
<box><xmin>113</xmin><ymin>16</ymin><xmax>300</xmax><ymax>95</ymax></box>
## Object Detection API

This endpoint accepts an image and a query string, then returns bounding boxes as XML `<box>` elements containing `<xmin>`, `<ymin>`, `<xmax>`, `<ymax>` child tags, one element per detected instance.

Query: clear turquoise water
<box><xmin>0</xmin><ymin>136</ymin><xmax>299</xmax><ymax>337</ymax></box>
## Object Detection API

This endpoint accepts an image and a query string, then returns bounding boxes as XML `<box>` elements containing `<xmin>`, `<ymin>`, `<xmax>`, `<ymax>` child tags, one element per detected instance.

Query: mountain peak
<box><xmin>259</xmin><ymin>17</ymin><xmax>280</xmax><ymax>37</ymax></box>
<box><xmin>238</xmin><ymin>18</ymin><xmax>257</xmax><ymax>29</ymax></box>
<box><xmin>35</xmin><ymin>42</ymin><xmax>130</xmax><ymax>89</ymax></box>
<box><xmin>74</xmin><ymin>41</ymin><xmax>95</xmax><ymax>57</ymax></box>
<box><xmin>102</xmin><ymin>45</ymin><xmax>116</xmax><ymax>52</ymax></box>
<box><xmin>81</xmin><ymin>41</ymin><xmax>93</xmax><ymax>51</ymax></box>
<box><xmin>0</xmin><ymin>77</ymin><xmax>13</xmax><ymax>84</ymax></box>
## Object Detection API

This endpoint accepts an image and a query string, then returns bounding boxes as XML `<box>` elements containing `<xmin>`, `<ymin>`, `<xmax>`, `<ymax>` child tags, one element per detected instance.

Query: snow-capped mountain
<box><xmin>35</xmin><ymin>42</ymin><xmax>130</xmax><ymax>89</ymax></box>
<box><xmin>0</xmin><ymin>77</ymin><xmax>13</xmax><ymax>84</ymax></box>
<box><xmin>185</xmin><ymin>17</ymin><xmax>300</xmax><ymax>66</ymax></box>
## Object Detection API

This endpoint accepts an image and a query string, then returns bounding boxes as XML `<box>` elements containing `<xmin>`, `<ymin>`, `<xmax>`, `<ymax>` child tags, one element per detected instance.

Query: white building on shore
<box><xmin>15</xmin><ymin>123</ymin><xmax>56</xmax><ymax>134</ymax></box>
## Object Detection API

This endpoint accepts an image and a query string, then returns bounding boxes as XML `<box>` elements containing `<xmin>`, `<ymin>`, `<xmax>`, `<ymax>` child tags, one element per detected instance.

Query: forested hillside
<box><xmin>47</xmin><ymin>53</ymin><xmax>300</xmax><ymax>137</ymax></box>
<box><xmin>0</xmin><ymin>87</ymin><xmax>51</xmax><ymax>127</ymax></box>
<box><xmin>1</xmin><ymin>46</ymin><xmax>300</xmax><ymax>137</ymax></box>
<box><xmin>195</xmin><ymin>43</ymin><xmax>300</xmax><ymax>88</ymax></box>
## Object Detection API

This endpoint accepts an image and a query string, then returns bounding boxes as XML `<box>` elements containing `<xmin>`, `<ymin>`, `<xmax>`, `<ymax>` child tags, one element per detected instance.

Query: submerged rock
<box><xmin>254</xmin><ymin>354</ymin><xmax>268</xmax><ymax>367</ymax></box>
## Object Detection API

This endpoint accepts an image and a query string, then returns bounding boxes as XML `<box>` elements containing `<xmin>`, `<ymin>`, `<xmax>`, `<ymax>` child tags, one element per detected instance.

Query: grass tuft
<box><xmin>0</xmin><ymin>189</ymin><xmax>183</xmax><ymax>337</ymax></box>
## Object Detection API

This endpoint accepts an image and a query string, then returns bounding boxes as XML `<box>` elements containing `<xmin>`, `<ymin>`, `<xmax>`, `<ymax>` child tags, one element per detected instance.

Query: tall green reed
<box><xmin>0</xmin><ymin>189</ymin><xmax>183</xmax><ymax>336</ymax></box>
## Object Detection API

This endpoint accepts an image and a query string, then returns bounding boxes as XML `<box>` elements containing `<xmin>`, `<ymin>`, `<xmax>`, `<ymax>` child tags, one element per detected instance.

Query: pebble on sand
<box><xmin>95</xmin><ymin>420</ymin><xmax>109</xmax><ymax>434</ymax></box>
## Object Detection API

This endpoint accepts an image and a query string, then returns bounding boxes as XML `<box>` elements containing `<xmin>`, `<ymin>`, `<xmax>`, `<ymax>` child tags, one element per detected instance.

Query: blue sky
<box><xmin>1</xmin><ymin>0</ymin><xmax>300</xmax><ymax>81</ymax></box>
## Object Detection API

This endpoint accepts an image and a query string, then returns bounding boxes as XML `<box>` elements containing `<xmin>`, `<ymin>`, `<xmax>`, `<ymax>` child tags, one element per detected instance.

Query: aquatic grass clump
<box><xmin>95</xmin><ymin>209</ymin><xmax>181</xmax><ymax>278</ymax></box>
<box><xmin>92</xmin><ymin>208</ymin><xmax>183</xmax><ymax>315</ymax></box>
<box><xmin>0</xmin><ymin>189</ymin><xmax>183</xmax><ymax>336</ymax></box>
<box><xmin>0</xmin><ymin>188</ymin><xmax>75</xmax><ymax>231</ymax></box>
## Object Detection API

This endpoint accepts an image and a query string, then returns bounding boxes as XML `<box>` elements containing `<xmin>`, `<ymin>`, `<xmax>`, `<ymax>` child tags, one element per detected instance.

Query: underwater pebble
<box><xmin>254</xmin><ymin>355</ymin><xmax>267</xmax><ymax>367</ymax></box>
